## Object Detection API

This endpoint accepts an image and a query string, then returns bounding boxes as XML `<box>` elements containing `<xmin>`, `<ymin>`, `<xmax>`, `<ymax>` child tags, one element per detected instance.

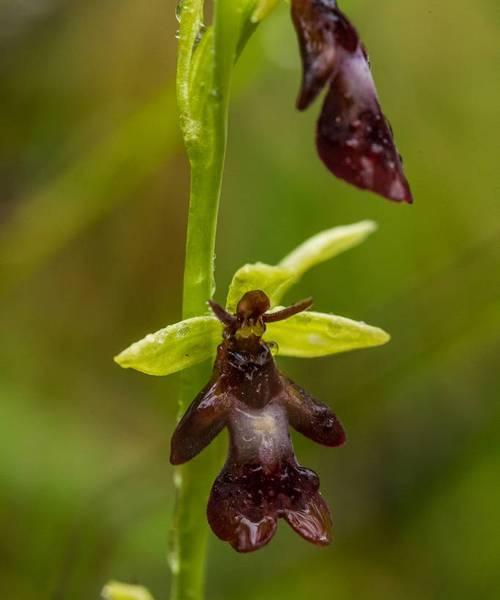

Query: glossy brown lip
<box><xmin>291</xmin><ymin>0</ymin><xmax>413</xmax><ymax>203</ymax></box>
<box><xmin>170</xmin><ymin>290</ymin><xmax>345</xmax><ymax>552</ymax></box>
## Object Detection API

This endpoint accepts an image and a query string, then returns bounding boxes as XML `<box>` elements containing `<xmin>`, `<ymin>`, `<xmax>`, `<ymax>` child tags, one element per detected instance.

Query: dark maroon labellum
<box><xmin>170</xmin><ymin>291</ymin><xmax>346</xmax><ymax>553</ymax></box>
<box><xmin>291</xmin><ymin>0</ymin><xmax>413</xmax><ymax>203</ymax></box>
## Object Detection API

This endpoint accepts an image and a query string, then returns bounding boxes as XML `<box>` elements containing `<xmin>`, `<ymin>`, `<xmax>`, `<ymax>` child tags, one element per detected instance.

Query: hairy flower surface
<box><xmin>171</xmin><ymin>291</ymin><xmax>345</xmax><ymax>552</ymax></box>
<box><xmin>291</xmin><ymin>0</ymin><xmax>413</xmax><ymax>203</ymax></box>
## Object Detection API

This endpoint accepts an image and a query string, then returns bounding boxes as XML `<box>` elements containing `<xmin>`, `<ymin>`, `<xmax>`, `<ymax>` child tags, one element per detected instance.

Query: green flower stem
<box><xmin>169</xmin><ymin>379</ymin><xmax>219</xmax><ymax>600</ymax></box>
<box><xmin>182</xmin><ymin>163</ymin><xmax>225</xmax><ymax>319</ymax></box>
<box><xmin>170</xmin><ymin>167</ymin><xmax>224</xmax><ymax>600</ymax></box>
<box><xmin>171</xmin><ymin>2</ymin><xmax>233</xmax><ymax>600</ymax></box>
<box><xmin>170</xmin><ymin>160</ymin><xmax>227</xmax><ymax>600</ymax></box>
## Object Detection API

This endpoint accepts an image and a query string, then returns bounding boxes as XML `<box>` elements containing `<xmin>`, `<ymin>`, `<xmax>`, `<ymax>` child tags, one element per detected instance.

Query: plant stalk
<box><xmin>170</xmin><ymin>2</ymin><xmax>228</xmax><ymax>600</ymax></box>
<box><xmin>169</xmin><ymin>160</ymin><xmax>226</xmax><ymax>600</ymax></box>
<box><xmin>170</xmin><ymin>1</ymin><xmax>260</xmax><ymax>597</ymax></box>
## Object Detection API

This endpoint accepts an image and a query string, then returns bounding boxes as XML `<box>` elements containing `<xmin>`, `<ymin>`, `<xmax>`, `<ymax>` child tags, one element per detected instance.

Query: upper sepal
<box><xmin>226</xmin><ymin>262</ymin><xmax>295</xmax><ymax>313</ymax></box>
<box><xmin>278</xmin><ymin>220</ymin><xmax>376</xmax><ymax>299</ymax></box>
<box><xmin>226</xmin><ymin>221</ymin><xmax>377</xmax><ymax>311</ymax></box>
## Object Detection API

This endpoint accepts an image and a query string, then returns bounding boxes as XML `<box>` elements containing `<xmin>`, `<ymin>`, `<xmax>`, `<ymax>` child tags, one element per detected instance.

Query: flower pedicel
<box><xmin>171</xmin><ymin>290</ymin><xmax>345</xmax><ymax>553</ymax></box>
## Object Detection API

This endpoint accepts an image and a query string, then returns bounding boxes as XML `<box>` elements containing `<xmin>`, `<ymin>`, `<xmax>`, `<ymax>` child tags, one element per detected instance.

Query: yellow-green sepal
<box><xmin>225</xmin><ymin>221</ymin><xmax>377</xmax><ymax>312</ymax></box>
<box><xmin>114</xmin><ymin>316</ymin><xmax>222</xmax><ymax>376</ymax></box>
<box><xmin>265</xmin><ymin>309</ymin><xmax>390</xmax><ymax>358</ymax></box>
<box><xmin>275</xmin><ymin>220</ymin><xmax>377</xmax><ymax>303</ymax></box>
<box><xmin>225</xmin><ymin>262</ymin><xmax>295</xmax><ymax>312</ymax></box>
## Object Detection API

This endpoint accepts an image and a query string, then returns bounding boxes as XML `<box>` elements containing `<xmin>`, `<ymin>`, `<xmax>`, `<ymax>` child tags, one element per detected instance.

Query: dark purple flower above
<box><xmin>291</xmin><ymin>0</ymin><xmax>413</xmax><ymax>203</ymax></box>
<box><xmin>170</xmin><ymin>290</ymin><xmax>345</xmax><ymax>552</ymax></box>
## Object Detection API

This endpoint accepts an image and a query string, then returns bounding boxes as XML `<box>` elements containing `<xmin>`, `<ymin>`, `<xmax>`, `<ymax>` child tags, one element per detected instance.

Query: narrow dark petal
<box><xmin>316</xmin><ymin>48</ymin><xmax>413</xmax><ymax>203</ymax></box>
<box><xmin>170</xmin><ymin>381</ymin><xmax>230</xmax><ymax>465</ymax></box>
<box><xmin>263</xmin><ymin>297</ymin><xmax>313</xmax><ymax>323</ymax></box>
<box><xmin>284</xmin><ymin>491</ymin><xmax>332</xmax><ymax>545</ymax></box>
<box><xmin>208</xmin><ymin>299</ymin><xmax>237</xmax><ymax>327</ymax></box>
<box><xmin>283</xmin><ymin>377</ymin><xmax>346</xmax><ymax>447</ymax></box>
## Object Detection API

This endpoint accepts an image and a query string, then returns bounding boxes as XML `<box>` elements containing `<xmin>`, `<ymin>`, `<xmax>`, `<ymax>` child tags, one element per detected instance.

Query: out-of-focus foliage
<box><xmin>0</xmin><ymin>1</ymin><xmax>499</xmax><ymax>600</ymax></box>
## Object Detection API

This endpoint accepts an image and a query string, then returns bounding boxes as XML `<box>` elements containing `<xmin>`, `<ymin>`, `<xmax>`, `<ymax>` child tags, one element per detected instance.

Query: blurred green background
<box><xmin>1</xmin><ymin>1</ymin><xmax>499</xmax><ymax>598</ymax></box>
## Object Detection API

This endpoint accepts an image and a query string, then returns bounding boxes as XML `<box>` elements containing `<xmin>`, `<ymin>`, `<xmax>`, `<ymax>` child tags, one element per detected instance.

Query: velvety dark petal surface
<box><xmin>291</xmin><ymin>0</ymin><xmax>413</xmax><ymax>203</ymax></box>
<box><xmin>292</xmin><ymin>0</ymin><xmax>357</xmax><ymax>110</ymax></box>
<box><xmin>316</xmin><ymin>49</ymin><xmax>413</xmax><ymax>203</ymax></box>
<box><xmin>207</xmin><ymin>463</ymin><xmax>278</xmax><ymax>552</ymax></box>
<box><xmin>170</xmin><ymin>380</ymin><xmax>231</xmax><ymax>465</ymax></box>
<box><xmin>284</xmin><ymin>490</ymin><xmax>332</xmax><ymax>545</ymax></box>
<box><xmin>283</xmin><ymin>377</ymin><xmax>346</xmax><ymax>447</ymax></box>
<box><xmin>207</xmin><ymin>461</ymin><xmax>330</xmax><ymax>552</ymax></box>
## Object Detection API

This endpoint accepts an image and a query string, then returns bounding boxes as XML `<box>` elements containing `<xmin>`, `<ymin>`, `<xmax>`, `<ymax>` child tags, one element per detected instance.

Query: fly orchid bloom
<box><xmin>172</xmin><ymin>290</ymin><xmax>346</xmax><ymax>551</ymax></box>
<box><xmin>115</xmin><ymin>221</ymin><xmax>390</xmax><ymax>552</ymax></box>
<box><xmin>290</xmin><ymin>0</ymin><xmax>413</xmax><ymax>203</ymax></box>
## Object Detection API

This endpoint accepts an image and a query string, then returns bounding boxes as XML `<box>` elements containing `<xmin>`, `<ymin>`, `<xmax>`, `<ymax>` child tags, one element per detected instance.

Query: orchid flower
<box><xmin>291</xmin><ymin>0</ymin><xmax>413</xmax><ymax>203</ymax></box>
<box><xmin>115</xmin><ymin>221</ymin><xmax>390</xmax><ymax>551</ymax></box>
